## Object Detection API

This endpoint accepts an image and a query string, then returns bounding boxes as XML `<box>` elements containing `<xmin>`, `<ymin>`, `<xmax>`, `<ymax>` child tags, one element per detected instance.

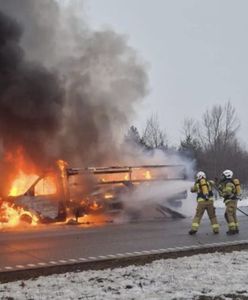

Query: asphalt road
<box><xmin>0</xmin><ymin>212</ymin><xmax>248</xmax><ymax>273</ymax></box>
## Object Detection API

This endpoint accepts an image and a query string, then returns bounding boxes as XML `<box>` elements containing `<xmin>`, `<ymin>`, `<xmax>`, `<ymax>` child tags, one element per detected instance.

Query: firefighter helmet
<box><xmin>222</xmin><ymin>169</ymin><xmax>233</xmax><ymax>179</ymax></box>
<box><xmin>196</xmin><ymin>171</ymin><xmax>206</xmax><ymax>180</ymax></box>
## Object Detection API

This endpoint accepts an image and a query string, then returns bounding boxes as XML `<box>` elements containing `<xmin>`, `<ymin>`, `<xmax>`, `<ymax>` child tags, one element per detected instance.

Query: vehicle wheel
<box><xmin>20</xmin><ymin>214</ymin><xmax>33</xmax><ymax>224</ymax></box>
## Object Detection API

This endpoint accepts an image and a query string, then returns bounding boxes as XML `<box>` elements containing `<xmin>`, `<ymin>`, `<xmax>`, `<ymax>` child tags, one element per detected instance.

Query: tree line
<box><xmin>125</xmin><ymin>102</ymin><xmax>248</xmax><ymax>183</ymax></box>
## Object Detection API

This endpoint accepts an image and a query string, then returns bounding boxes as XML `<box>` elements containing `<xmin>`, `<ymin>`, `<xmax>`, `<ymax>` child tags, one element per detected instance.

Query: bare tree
<box><xmin>200</xmin><ymin>101</ymin><xmax>239</xmax><ymax>151</ymax></box>
<box><xmin>179</xmin><ymin>118</ymin><xmax>201</xmax><ymax>163</ymax></box>
<box><xmin>201</xmin><ymin>105</ymin><xmax>222</xmax><ymax>149</ymax></box>
<box><xmin>181</xmin><ymin>118</ymin><xmax>199</xmax><ymax>140</ymax></box>
<box><xmin>195</xmin><ymin>101</ymin><xmax>240</xmax><ymax>178</ymax></box>
<box><xmin>141</xmin><ymin>114</ymin><xmax>168</xmax><ymax>150</ymax></box>
<box><xmin>125</xmin><ymin>126</ymin><xmax>141</xmax><ymax>145</ymax></box>
<box><xmin>222</xmin><ymin>101</ymin><xmax>240</xmax><ymax>145</ymax></box>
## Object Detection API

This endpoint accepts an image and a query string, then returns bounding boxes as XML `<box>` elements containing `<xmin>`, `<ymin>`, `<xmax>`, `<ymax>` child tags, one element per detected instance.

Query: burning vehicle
<box><xmin>0</xmin><ymin>161</ymin><xmax>187</xmax><ymax>227</ymax></box>
<box><xmin>0</xmin><ymin>3</ymin><xmax>190</xmax><ymax>228</ymax></box>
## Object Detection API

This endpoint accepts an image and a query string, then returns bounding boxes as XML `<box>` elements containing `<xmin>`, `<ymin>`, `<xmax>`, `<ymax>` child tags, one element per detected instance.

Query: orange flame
<box><xmin>104</xmin><ymin>193</ymin><xmax>114</xmax><ymax>199</ymax></box>
<box><xmin>5</xmin><ymin>148</ymin><xmax>58</xmax><ymax>197</ymax></box>
<box><xmin>57</xmin><ymin>159</ymin><xmax>68</xmax><ymax>177</ymax></box>
<box><xmin>35</xmin><ymin>175</ymin><xmax>57</xmax><ymax>196</ymax></box>
<box><xmin>0</xmin><ymin>148</ymin><xmax>58</xmax><ymax>227</ymax></box>
<box><xmin>5</xmin><ymin>148</ymin><xmax>38</xmax><ymax>195</ymax></box>
<box><xmin>9</xmin><ymin>171</ymin><xmax>38</xmax><ymax>196</ymax></box>
<box><xmin>8</xmin><ymin>170</ymin><xmax>57</xmax><ymax>197</ymax></box>
<box><xmin>0</xmin><ymin>201</ymin><xmax>39</xmax><ymax>227</ymax></box>
<box><xmin>89</xmin><ymin>200</ymin><xmax>103</xmax><ymax>211</ymax></box>
<box><xmin>144</xmin><ymin>170</ymin><xmax>152</xmax><ymax>180</ymax></box>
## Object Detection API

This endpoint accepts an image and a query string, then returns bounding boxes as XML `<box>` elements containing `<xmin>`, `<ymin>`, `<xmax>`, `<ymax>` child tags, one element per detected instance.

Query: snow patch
<box><xmin>2</xmin><ymin>250</ymin><xmax>248</xmax><ymax>299</ymax></box>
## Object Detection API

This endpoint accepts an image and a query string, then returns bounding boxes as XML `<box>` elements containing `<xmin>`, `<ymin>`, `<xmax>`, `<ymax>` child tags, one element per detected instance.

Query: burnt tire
<box><xmin>19</xmin><ymin>214</ymin><xmax>33</xmax><ymax>224</ymax></box>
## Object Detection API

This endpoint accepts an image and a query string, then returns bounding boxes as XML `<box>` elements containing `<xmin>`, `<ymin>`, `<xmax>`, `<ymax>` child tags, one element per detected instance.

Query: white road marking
<box><xmin>78</xmin><ymin>258</ymin><xmax>87</xmax><ymax>261</ymax></box>
<box><xmin>165</xmin><ymin>248</ymin><xmax>178</xmax><ymax>252</ymax></box>
<box><xmin>59</xmin><ymin>260</ymin><xmax>67</xmax><ymax>263</ymax></box>
<box><xmin>68</xmin><ymin>259</ymin><xmax>78</xmax><ymax>262</ymax></box>
<box><xmin>149</xmin><ymin>249</ymin><xmax>161</xmax><ymax>254</ymax></box>
<box><xmin>16</xmin><ymin>265</ymin><xmax>25</xmax><ymax>269</ymax></box>
<box><xmin>115</xmin><ymin>253</ymin><xmax>125</xmax><ymax>257</ymax></box>
<box><xmin>124</xmin><ymin>252</ymin><xmax>133</xmax><ymax>256</ymax></box>
<box><xmin>37</xmin><ymin>262</ymin><xmax>47</xmax><ymax>266</ymax></box>
<box><xmin>3</xmin><ymin>239</ymin><xmax>248</xmax><ymax>271</ymax></box>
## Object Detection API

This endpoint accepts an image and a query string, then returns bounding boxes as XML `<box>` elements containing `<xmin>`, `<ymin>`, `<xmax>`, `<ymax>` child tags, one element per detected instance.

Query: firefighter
<box><xmin>189</xmin><ymin>171</ymin><xmax>219</xmax><ymax>235</ymax></box>
<box><xmin>218</xmin><ymin>169</ymin><xmax>241</xmax><ymax>235</ymax></box>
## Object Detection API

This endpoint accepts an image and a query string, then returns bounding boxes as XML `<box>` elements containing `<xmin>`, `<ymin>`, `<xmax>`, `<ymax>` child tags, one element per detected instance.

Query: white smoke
<box><xmin>113</xmin><ymin>147</ymin><xmax>196</xmax><ymax>221</ymax></box>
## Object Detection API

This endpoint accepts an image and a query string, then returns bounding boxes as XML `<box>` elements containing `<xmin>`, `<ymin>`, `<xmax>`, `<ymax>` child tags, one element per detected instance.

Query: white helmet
<box><xmin>196</xmin><ymin>171</ymin><xmax>206</xmax><ymax>180</ymax></box>
<box><xmin>222</xmin><ymin>169</ymin><xmax>233</xmax><ymax>179</ymax></box>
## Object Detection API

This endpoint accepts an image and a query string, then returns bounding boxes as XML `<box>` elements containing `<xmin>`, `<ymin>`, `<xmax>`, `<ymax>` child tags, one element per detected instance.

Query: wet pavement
<box><xmin>0</xmin><ymin>212</ymin><xmax>248</xmax><ymax>272</ymax></box>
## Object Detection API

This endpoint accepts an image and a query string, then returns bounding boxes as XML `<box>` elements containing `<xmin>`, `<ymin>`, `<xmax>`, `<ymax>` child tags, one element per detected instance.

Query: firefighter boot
<box><xmin>188</xmin><ymin>229</ymin><xmax>197</xmax><ymax>235</ymax></box>
<box><xmin>226</xmin><ymin>229</ymin><xmax>236</xmax><ymax>235</ymax></box>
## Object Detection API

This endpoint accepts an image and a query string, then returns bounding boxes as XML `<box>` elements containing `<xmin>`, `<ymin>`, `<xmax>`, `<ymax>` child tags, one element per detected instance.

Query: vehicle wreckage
<box><xmin>1</xmin><ymin>162</ymin><xmax>188</xmax><ymax>226</ymax></box>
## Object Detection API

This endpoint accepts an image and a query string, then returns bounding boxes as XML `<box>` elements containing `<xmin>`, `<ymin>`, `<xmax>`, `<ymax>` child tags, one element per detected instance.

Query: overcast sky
<box><xmin>87</xmin><ymin>0</ymin><xmax>248</xmax><ymax>146</ymax></box>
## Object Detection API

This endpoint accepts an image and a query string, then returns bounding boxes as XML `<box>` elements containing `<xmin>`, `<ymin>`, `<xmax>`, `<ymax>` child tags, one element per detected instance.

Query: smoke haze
<box><xmin>0</xmin><ymin>0</ymin><xmax>148</xmax><ymax>169</ymax></box>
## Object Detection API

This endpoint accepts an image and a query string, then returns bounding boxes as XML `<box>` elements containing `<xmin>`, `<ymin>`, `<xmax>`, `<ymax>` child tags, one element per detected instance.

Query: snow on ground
<box><xmin>2</xmin><ymin>250</ymin><xmax>248</xmax><ymax>299</ymax></box>
<box><xmin>215</xmin><ymin>198</ymin><xmax>248</xmax><ymax>209</ymax></box>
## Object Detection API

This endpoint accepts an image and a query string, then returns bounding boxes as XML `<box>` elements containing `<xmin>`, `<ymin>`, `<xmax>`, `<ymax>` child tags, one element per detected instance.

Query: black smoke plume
<box><xmin>0</xmin><ymin>9</ymin><xmax>64</xmax><ymax>161</ymax></box>
<box><xmin>0</xmin><ymin>0</ymin><xmax>148</xmax><ymax>184</ymax></box>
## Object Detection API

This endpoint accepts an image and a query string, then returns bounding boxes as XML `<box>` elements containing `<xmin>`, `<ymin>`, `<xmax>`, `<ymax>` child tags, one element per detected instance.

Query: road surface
<box><xmin>0</xmin><ymin>212</ymin><xmax>248</xmax><ymax>273</ymax></box>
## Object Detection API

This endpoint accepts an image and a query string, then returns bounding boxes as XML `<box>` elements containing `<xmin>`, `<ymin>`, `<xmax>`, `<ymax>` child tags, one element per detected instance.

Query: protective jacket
<box><xmin>218</xmin><ymin>179</ymin><xmax>241</xmax><ymax>203</ymax></box>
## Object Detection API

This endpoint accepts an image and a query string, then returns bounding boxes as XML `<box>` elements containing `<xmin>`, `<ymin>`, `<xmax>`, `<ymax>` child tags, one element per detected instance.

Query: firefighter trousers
<box><xmin>224</xmin><ymin>200</ymin><xmax>238</xmax><ymax>231</ymax></box>
<box><xmin>191</xmin><ymin>200</ymin><xmax>219</xmax><ymax>232</ymax></box>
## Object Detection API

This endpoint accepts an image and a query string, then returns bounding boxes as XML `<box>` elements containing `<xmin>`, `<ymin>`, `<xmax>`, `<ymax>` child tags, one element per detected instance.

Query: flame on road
<box><xmin>0</xmin><ymin>201</ymin><xmax>39</xmax><ymax>228</ymax></box>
